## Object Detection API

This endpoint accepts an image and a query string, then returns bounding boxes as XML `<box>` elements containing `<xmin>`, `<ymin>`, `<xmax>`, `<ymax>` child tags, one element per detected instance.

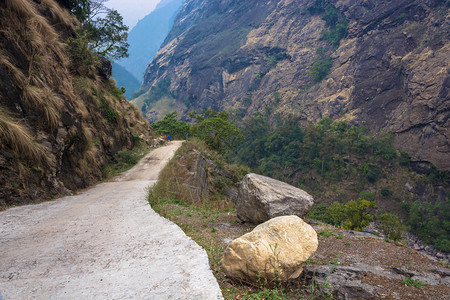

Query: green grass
<box><xmin>402</xmin><ymin>277</ymin><xmax>426</xmax><ymax>288</ymax></box>
<box><xmin>101</xmin><ymin>139</ymin><xmax>150</xmax><ymax>179</ymax></box>
<box><xmin>317</xmin><ymin>230</ymin><xmax>334</xmax><ymax>237</ymax></box>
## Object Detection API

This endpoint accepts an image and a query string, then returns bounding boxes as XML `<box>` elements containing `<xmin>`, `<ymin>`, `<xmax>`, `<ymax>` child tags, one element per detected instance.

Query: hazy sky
<box><xmin>105</xmin><ymin>0</ymin><xmax>162</xmax><ymax>29</ymax></box>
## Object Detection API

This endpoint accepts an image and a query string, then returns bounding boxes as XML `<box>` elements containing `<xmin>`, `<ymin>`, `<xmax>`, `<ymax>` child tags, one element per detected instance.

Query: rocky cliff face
<box><xmin>138</xmin><ymin>0</ymin><xmax>449</xmax><ymax>170</ymax></box>
<box><xmin>0</xmin><ymin>0</ymin><xmax>152</xmax><ymax>206</ymax></box>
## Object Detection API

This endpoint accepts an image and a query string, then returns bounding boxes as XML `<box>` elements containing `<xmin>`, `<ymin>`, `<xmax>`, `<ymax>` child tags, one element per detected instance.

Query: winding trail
<box><xmin>0</xmin><ymin>141</ymin><xmax>223</xmax><ymax>299</ymax></box>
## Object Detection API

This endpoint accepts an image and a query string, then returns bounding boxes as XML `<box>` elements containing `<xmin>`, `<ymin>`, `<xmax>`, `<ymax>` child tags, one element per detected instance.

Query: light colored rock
<box><xmin>236</xmin><ymin>173</ymin><xmax>314</xmax><ymax>224</ymax></box>
<box><xmin>222</xmin><ymin>215</ymin><xmax>318</xmax><ymax>283</ymax></box>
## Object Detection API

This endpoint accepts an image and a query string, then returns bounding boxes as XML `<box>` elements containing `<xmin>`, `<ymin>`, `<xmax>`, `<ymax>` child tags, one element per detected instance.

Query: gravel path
<box><xmin>0</xmin><ymin>141</ymin><xmax>223</xmax><ymax>299</ymax></box>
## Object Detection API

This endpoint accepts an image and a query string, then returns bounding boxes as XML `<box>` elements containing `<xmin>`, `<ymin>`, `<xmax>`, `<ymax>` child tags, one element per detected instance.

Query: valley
<box><xmin>0</xmin><ymin>0</ymin><xmax>448</xmax><ymax>299</ymax></box>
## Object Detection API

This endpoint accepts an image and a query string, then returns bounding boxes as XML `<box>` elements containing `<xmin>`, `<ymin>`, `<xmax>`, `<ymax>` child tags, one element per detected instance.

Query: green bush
<box><xmin>307</xmin><ymin>48</ymin><xmax>332</xmax><ymax>82</ymax></box>
<box><xmin>189</xmin><ymin>109</ymin><xmax>242</xmax><ymax>154</ymax></box>
<box><xmin>118</xmin><ymin>151</ymin><xmax>139</xmax><ymax>165</ymax></box>
<box><xmin>359</xmin><ymin>191</ymin><xmax>375</xmax><ymax>202</ymax></box>
<box><xmin>151</xmin><ymin>111</ymin><xmax>190</xmax><ymax>138</ymax></box>
<box><xmin>399</xmin><ymin>151</ymin><xmax>410</xmax><ymax>166</ymax></box>
<box><xmin>378</xmin><ymin>213</ymin><xmax>406</xmax><ymax>241</ymax></box>
<box><xmin>67</xmin><ymin>30</ymin><xmax>98</xmax><ymax>75</ymax></box>
<box><xmin>143</xmin><ymin>78</ymin><xmax>175</xmax><ymax>106</ymax></box>
<box><xmin>381</xmin><ymin>187</ymin><xmax>393</xmax><ymax>198</ymax></box>
<box><xmin>100</xmin><ymin>98</ymin><xmax>119</xmax><ymax>124</ymax></box>
<box><xmin>327</xmin><ymin>198</ymin><xmax>376</xmax><ymax>231</ymax></box>
<box><xmin>409</xmin><ymin>199</ymin><xmax>450</xmax><ymax>252</ymax></box>
<box><xmin>402</xmin><ymin>277</ymin><xmax>426</xmax><ymax>288</ymax></box>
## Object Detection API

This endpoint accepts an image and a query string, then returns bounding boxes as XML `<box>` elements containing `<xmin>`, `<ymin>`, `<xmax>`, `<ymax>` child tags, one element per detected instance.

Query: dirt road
<box><xmin>0</xmin><ymin>141</ymin><xmax>223</xmax><ymax>299</ymax></box>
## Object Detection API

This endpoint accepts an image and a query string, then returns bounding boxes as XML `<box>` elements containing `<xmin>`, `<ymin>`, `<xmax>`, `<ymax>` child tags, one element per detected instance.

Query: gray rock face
<box><xmin>303</xmin><ymin>263</ymin><xmax>450</xmax><ymax>299</ymax></box>
<box><xmin>96</xmin><ymin>54</ymin><xmax>112</xmax><ymax>79</ymax></box>
<box><xmin>236</xmin><ymin>173</ymin><xmax>314</xmax><ymax>224</ymax></box>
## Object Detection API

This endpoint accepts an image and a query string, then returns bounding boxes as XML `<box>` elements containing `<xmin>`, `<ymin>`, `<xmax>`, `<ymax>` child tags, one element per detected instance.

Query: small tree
<box><xmin>64</xmin><ymin>0</ymin><xmax>129</xmax><ymax>60</ymax></box>
<box><xmin>189</xmin><ymin>109</ymin><xmax>242</xmax><ymax>154</ymax></box>
<box><xmin>327</xmin><ymin>202</ymin><xmax>347</xmax><ymax>227</ymax></box>
<box><xmin>151</xmin><ymin>112</ymin><xmax>190</xmax><ymax>138</ymax></box>
<box><xmin>378</xmin><ymin>213</ymin><xmax>406</xmax><ymax>241</ymax></box>
<box><xmin>327</xmin><ymin>198</ymin><xmax>376</xmax><ymax>231</ymax></box>
<box><xmin>87</xmin><ymin>9</ymin><xmax>129</xmax><ymax>60</ymax></box>
<box><xmin>344</xmin><ymin>199</ymin><xmax>376</xmax><ymax>231</ymax></box>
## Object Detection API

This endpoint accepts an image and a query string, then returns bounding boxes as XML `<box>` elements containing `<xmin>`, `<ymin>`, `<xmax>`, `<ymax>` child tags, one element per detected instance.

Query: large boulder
<box><xmin>222</xmin><ymin>215</ymin><xmax>318</xmax><ymax>283</ymax></box>
<box><xmin>236</xmin><ymin>173</ymin><xmax>314</xmax><ymax>224</ymax></box>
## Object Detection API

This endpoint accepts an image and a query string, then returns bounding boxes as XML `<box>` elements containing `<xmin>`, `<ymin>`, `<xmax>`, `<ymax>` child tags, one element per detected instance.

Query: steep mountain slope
<box><xmin>113</xmin><ymin>0</ymin><xmax>183</xmax><ymax>87</ymax></box>
<box><xmin>138</xmin><ymin>0</ymin><xmax>449</xmax><ymax>171</ymax></box>
<box><xmin>111</xmin><ymin>62</ymin><xmax>140</xmax><ymax>99</ymax></box>
<box><xmin>0</xmin><ymin>0</ymin><xmax>152</xmax><ymax>206</ymax></box>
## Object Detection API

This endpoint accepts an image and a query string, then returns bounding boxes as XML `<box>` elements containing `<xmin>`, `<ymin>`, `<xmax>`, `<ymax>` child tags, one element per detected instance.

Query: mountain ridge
<box><xmin>137</xmin><ymin>0</ymin><xmax>449</xmax><ymax>171</ymax></box>
<box><xmin>114</xmin><ymin>0</ymin><xmax>183</xmax><ymax>84</ymax></box>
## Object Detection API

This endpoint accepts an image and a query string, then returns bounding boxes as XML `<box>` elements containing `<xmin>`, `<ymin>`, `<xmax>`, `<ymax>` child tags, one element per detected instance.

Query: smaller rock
<box><xmin>405</xmin><ymin>182</ymin><xmax>414</xmax><ymax>192</ymax></box>
<box><xmin>96</xmin><ymin>54</ymin><xmax>112</xmax><ymax>79</ymax></box>
<box><xmin>236</xmin><ymin>173</ymin><xmax>314</xmax><ymax>224</ymax></box>
<box><xmin>432</xmin><ymin>268</ymin><xmax>450</xmax><ymax>277</ymax></box>
<box><xmin>222</xmin><ymin>216</ymin><xmax>318</xmax><ymax>283</ymax></box>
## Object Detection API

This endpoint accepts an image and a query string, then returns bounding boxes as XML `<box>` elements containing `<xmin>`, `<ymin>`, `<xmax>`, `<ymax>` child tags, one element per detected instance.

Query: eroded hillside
<box><xmin>0</xmin><ymin>0</ymin><xmax>152</xmax><ymax>206</ymax></box>
<box><xmin>137</xmin><ymin>0</ymin><xmax>449</xmax><ymax>170</ymax></box>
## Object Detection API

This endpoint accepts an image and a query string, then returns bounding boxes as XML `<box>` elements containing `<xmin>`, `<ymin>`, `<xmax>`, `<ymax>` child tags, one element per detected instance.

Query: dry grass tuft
<box><xmin>22</xmin><ymin>84</ymin><xmax>43</xmax><ymax>106</ymax></box>
<box><xmin>40</xmin><ymin>0</ymin><xmax>76</xmax><ymax>29</ymax></box>
<box><xmin>28</xmin><ymin>14</ymin><xmax>59</xmax><ymax>44</ymax></box>
<box><xmin>0</xmin><ymin>109</ymin><xmax>45</xmax><ymax>163</ymax></box>
<box><xmin>81</xmin><ymin>125</ymin><xmax>94</xmax><ymax>145</ymax></box>
<box><xmin>22</xmin><ymin>85</ymin><xmax>62</xmax><ymax>129</ymax></box>
<box><xmin>0</xmin><ymin>52</ymin><xmax>26</xmax><ymax>85</ymax></box>
<box><xmin>5</xmin><ymin>0</ymin><xmax>37</xmax><ymax>19</ymax></box>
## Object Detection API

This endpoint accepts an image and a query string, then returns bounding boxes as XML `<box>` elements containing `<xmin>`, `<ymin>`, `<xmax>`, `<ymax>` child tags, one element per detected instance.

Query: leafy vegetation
<box><xmin>320</xmin><ymin>5</ymin><xmax>348</xmax><ymax>46</ymax></box>
<box><xmin>307</xmin><ymin>0</ymin><xmax>348</xmax><ymax>82</ymax></box>
<box><xmin>149</xmin><ymin>109</ymin><xmax>242</xmax><ymax>155</ymax></box>
<box><xmin>327</xmin><ymin>199</ymin><xmax>376</xmax><ymax>231</ymax></box>
<box><xmin>100</xmin><ymin>97</ymin><xmax>119</xmax><ymax>125</ymax></box>
<box><xmin>234</xmin><ymin>114</ymin><xmax>448</xmax><ymax>249</ymax></box>
<box><xmin>235</xmin><ymin>115</ymin><xmax>398</xmax><ymax>184</ymax></box>
<box><xmin>189</xmin><ymin>110</ymin><xmax>243</xmax><ymax>155</ymax></box>
<box><xmin>66</xmin><ymin>0</ymin><xmax>129</xmax><ymax>65</ymax></box>
<box><xmin>151</xmin><ymin>111</ymin><xmax>190</xmax><ymax>138</ymax></box>
<box><xmin>142</xmin><ymin>78</ymin><xmax>175</xmax><ymax>107</ymax></box>
<box><xmin>408</xmin><ymin>199</ymin><xmax>450</xmax><ymax>252</ymax></box>
<box><xmin>101</xmin><ymin>138</ymin><xmax>149</xmax><ymax>179</ymax></box>
<box><xmin>378</xmin><ymin>213</ymin><xmax>407</xmax><ymax>241</ymax></box>
<box><xmin>402</xmin><ymin>277</ymin><xmax>427</xmax><ymax>288</ymax></box>
<box><xmin>307</xmin><ymin>47</ymin><xmax>332</xmax><ymax>82</ymax></box>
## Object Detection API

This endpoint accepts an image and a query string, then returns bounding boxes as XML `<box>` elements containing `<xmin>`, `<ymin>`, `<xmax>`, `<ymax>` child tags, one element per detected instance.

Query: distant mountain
<box><xmin>115</xmin><ymin>0</ymin><xmax>183</xmax><ymax>84</ymax></box>
<box><xmin>139</xmin><ymin>0</ymin><xmax>449</xmax><ymax>171</ymax></box>
<box><xmin>111</xmin><ymin>63</ymin><xmax>140</xmax><ymax>99</ymax></box>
